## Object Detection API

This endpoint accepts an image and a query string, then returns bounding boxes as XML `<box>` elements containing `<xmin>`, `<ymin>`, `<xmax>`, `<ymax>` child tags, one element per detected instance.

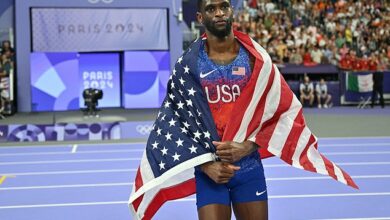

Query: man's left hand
<box><xmin>214</xmin><ymin>141</ymin><xmax>258</xmax><ymax>163</ymax></box>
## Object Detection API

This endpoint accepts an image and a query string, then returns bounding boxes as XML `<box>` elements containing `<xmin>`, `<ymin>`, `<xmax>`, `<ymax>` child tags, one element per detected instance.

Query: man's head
<box><xmin>197</xmin><ymin>0</ymin><xmax>234</xmax><ymax>39</ymax></box>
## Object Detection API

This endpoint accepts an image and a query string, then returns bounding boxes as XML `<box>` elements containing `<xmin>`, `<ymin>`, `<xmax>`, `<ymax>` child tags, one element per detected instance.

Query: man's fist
<box><xmin>214</xmin><ymin>141</ymin><xmax>258</xmax><ymax>163</ymax></box>
<box><xmin>200</xmin><ymin>161</ymin><xmax>240</xmax><ymax>184</ymax></box>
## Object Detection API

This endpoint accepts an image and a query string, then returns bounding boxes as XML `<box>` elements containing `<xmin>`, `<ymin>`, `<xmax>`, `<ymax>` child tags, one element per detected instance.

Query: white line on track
<box><xmin>0</xmin><ymin>149</ymin><xmax>144</xmax><ymax>157</ymax></box>
<box><xmin>2</xmin><ymin>175</ymin><xmax>390</xmax><ymax>191</ymax></box>
<box><xmin>0</xmin><ymin>201</ymin><xmax>129</xmax><ymax>209</ymax></box>
<box><xmin>2</xmin><ymin>161</ymin><xmax>390</xmax><ymax>176</ymax></box>
<box><xmin>270</xmin><ymin>192</ymin><xmax>390</xmax><ymax>199</ymax></box>
<box><xmin>0</xmin><ymin>142</ymin><xmax>146</xmax><ymax>150</ymax></box>
<box><xmin>71</xmin><ymin>144</ymin><xmax>78</xmax><ymax>153</ymax></box>
<box><xmin>0</xmin><ymin>150</ymin><xmax>389</xmax><ymax>158</ymax></box>
<box><xmin>314</xmin><ymin>217</ymin><xmax>390</xmax><ymax>220</ymax></box>
<box><xmin>0</xmin><ymin>139</ymin><xmax>389</xmax><ymax>151</ymax></box>
<box><xmin>321</xmin><ymin>143</ymin><xmax>390</xmax><ymax>147</ymax></box>
<box><xmin>0</xmin><ymin>182</ymin><xmax>133</xmax><ymax>191</ymax></box>
<box><xmin>1</xmin><ymin>192</ymin><xmax>390</xmax><ymax>209</ymax></box>
<box><xmin>0</xmin><ymin>158</ymin><xmax>140</xmax><ymax>165</ymax></box>
<box><xmin>319</xmin><ymin>136</ymin><xmax>390</xmax><ymax>140</ymax></box>
<box><xmin>322</xmin><ymin>151</ymin><xmax>390</xmax><ymax>156</ymax></box>
<box><xmin>2</xmin><ymin>158</ymin><xmax>390</xmax><ymax>166</ymax></box>
<box><xmin>267</xmin><ymin>175</ymin><xmax>390</xmax><ymax>181</ymax></box>
<box><xmin>264</xmin><ymin>161</ymin><xmax>390</xmax><ymax>167</ymax></box>
<box><xmin>1</xmin><ymin>169</ymin><xmax>137</xmax><ymax>176</ymax></box>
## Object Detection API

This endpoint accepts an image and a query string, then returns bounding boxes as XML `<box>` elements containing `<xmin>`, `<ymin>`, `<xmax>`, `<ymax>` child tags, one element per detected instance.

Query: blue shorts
<box><xmin>195</xmin><ymin>156</ymin><xmax>267</xmax><ymax>209</ymax></box>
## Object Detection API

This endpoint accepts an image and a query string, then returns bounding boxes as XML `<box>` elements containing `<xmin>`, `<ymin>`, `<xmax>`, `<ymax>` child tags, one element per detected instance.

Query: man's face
<box><xmin>197</xmin><ymin>0</ymin><xmax>233</xmax><ymax>39</ymax></box>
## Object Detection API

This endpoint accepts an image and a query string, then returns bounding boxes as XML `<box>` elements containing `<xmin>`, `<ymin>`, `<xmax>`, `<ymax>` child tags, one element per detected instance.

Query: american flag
<box><xmin>232</xmin><ymin>66</ymin><xmax>246</xmax><ymax>76</ymax></box>
<box><xmin>128</xmin><ymin>31</ymin><xmax>358</xmax><ymax>220</ymax></box>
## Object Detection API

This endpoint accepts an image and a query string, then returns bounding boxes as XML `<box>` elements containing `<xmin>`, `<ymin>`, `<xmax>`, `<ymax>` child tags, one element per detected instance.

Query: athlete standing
<box><xmin>195</xmin><ymin>1</ymin><xmax>268</xmax><ymax>219</ymax></box>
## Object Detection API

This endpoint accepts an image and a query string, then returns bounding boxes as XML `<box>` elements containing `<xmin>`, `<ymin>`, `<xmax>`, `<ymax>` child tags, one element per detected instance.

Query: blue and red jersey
<box><xmin>197</xmin><ymin>40</ymin><xmax>252</xmax><ymax>138</ymax></box>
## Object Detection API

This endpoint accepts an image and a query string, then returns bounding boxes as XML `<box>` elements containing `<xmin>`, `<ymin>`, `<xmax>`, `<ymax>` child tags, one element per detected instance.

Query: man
<box><xmin>300</xmin><ymin>75</ymin><xmax>314</xmax><ymax>107</ymax></box>
<box><xmin>370</xmin><ymin>54</ymin><xmax>385</xmax><ymax>108</ymax></box>
<box><xmin>195</xmin><ymin>0</ymin><xmax>267</xmax><ymax>219</ymax></box>
<box><xmin>315</xmin><ymin>78</ymin><xmax>332</xmax><ymax>108</ymax></box>
<box><xmin>129</xmin><ymin>1</ymin><xmax>357</xmax><ymax>219</ymax></box>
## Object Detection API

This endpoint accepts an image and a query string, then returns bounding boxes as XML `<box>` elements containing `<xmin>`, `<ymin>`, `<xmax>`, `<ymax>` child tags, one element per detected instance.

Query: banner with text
<box><xmin>79</xmin><ymin>53</ymin><xmax>121</xmax><ymax>108</ymax></box>
<box><xmin>31</xmin><ymin>8</ymin><xmax>168</xmax><ymax>52</ymax></box>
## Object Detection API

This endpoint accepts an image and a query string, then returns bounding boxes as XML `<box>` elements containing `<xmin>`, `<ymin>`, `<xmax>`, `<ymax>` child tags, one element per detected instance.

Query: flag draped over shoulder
<box><xmin>129</xmin><ymin>31</ymin><xmax>358</xmax><ymax>220</ymax></box>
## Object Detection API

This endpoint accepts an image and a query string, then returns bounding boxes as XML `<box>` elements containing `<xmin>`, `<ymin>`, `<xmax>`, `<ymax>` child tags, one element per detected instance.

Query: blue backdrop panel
<box><xmin>30</xmin><ymin>52</ymin><xmax>120</xmax><ymax>111</ymax></box>
<box><xmin>122</xmin><ymin>51</ymin><xmax>170</xmax><ymax>109</ymax></box>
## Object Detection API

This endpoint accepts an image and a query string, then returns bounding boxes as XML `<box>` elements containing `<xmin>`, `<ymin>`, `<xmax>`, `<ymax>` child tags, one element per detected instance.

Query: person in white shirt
<box><xmin>311</xmin><ymin>45</ymin><xmax>323</xmax><ymax>64</ymax></box>
<box><xmin>315</xmin><ymin>78</ymin><xmax>332</xmax><ymax>108</ymax></box>
<box><xmin>300</xmin><ymin>76</ymin><xmax>314</xmax><ymax>107</ymax></box>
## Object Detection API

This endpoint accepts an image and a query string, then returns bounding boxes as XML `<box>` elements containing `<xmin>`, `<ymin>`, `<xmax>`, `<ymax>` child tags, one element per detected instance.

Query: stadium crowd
<box><xmin>234</xmin><ymin>0</ymin><xmax>390</xmax><ymax>71</ymax></box>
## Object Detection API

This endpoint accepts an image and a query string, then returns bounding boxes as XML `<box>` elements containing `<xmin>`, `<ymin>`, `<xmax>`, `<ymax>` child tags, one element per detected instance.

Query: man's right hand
<box><xmin>200</xmin><ymin>161</ymin><xmax>240</xmax><ymax>184</ymax></box>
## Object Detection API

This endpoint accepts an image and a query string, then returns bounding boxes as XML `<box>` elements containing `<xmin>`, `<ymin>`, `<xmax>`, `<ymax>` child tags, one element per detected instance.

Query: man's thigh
<box><xmin>198</xmin><ymin>204</ymin><xmax>231</xmax><ymax>220</ymax></box>
<box><xmin>233</xmin><ymin>200</ymin><xmax>268</xmax><ymax>220</ymax></box>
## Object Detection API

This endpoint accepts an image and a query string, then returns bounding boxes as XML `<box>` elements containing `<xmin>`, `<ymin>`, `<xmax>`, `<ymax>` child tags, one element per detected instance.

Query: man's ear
<box><xmin>196</xmin><ymin>12</ymin><xmax>203</xmax><ymax>24</ymax></box>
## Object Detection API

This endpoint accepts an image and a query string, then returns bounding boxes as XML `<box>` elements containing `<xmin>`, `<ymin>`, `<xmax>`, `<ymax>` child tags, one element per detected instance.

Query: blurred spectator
<box><xmin>1</xmin><ymin>40</ymin><xmax>15</xmax><ymax>56</ymax></box>
<box><xmin>300</xmin><ymin>76</ymin><xmax>315</xmax><ymax>107</ymax></box>
<box><xmin>316</xmin><ymin>78</ymin><xmax>332</xmax><ymax>108</ymax></box>
<box><xmin>0</xmin><ymin>40</ymin><xmax>14</xmax><ymax>115</ymax></box>
<box><xmin>371</xmin><ymin>54</ymin><xmax>385</xmax><ymax>108</ymax></box>
<box><xmin>290</xmin><ymin>48</ymin><xmax>303</xmax><ymax>64</ymax></box>
<box><xmin>311</xmin><ymin>45</ymin><xmax>323</xmax><ymax>64</ymax></box>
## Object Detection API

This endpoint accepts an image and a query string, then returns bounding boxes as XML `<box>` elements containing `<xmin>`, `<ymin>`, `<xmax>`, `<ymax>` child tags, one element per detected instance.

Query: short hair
<box><xmin>197</xmin><ymin>0</ymin><xmax>203</xmax><ymax>12</ymax></box>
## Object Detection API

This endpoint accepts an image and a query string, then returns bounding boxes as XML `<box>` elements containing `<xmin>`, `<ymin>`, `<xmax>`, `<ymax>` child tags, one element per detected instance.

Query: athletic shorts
<box><xmin>195</xmin><ymin>157</ymin><xmax>267</xmax><ymax>209</ymax></box>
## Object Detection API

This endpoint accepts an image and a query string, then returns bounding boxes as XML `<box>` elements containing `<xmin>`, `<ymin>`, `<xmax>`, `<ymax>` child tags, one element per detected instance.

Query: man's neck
<box><xmin>205</xmin><ymin>31</ymin><xmax>236</xmax><ymax>54</ymax></box>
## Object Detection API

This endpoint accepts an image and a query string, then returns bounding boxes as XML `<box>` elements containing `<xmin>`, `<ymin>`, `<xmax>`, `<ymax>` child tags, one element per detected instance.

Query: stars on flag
<box><xmin>183</xmin><ymin>121</ymin><xmax>190</xmax><ymax>128</ymax></box>
<box><xmin>169</xmin><ymin>93</ymin><xmax>175</xmax><ymax>100</ymax></box>
<box><xmin>181</xmin><ymin>126</ymin><xmax>188</xmax><ymax>134</ymax></box>
<box><xmin>196</xmin><ymin>109</ymin><xmax>202</xmax><ymax>117</ymax></box>
<box><xmin>175</xmin><ymin>138</ymin><xmax>184</xmax><ymax>147</ymax></box>
<box><xmin>177</xmin><ymin>101</ymin><xmax>184</xmax><ymax>109</ymax></box>
<box><xmin>179</xmin><ymin>77</ymin><xmax>186</xmax><ymax>85</ymax></box>
<box><xmin>156</xmin><ymin>128</ymin><xmax>162</xmax><ymax>136</ymax></box>
<box><xmin>184</xmin><ymin>65</ymin><xmax>190</xmax><ymax>74</ymax></box>
<box><xmin>186</xmin><ymin>99</ymin><xmax>193</xmax><ymax>107</ymax></box>
<box><xmin>172</xmin><ymin>152</ymin><xmax>181</xmax><ymax>162</ymax></box>
<box><xmin>159</xmin><ymin>161</ymin><xmax>166</xmax><ymax>170</ymax></box>
<box><xmin>189</xmin><ymin>145</ymin><xmax>198</xmax><ymax>154</ymax></box>
<box><xmin>160</xmin><ymin>147</ymin><xmax>168</xmax><ymax>156</ymax></box>
<box><xmin>168</xmin><ymin>118</ymin><xmax>177</xmax><ymax>127</ymax></box>
<box><xmin>146</xmin><ymin>60</ymin><xmax>217</xmax><ymax>176</ymax></box>
<box><xmin>177</xmin><ymin>56</ymin><xmax>183</xmax><ymax>64</ymax></box>
<box><xmin>203</xmin><ymin>131</ymin><xmax>211</xmax><ymax>139</ymax></box>
<box><xmin>193</xmin><ymin>130</ymin><xmax>202</xmax><ymax>139</ymax></box>
<box><xmin>152</xmin><ymin>141</ymin><xmax>159</xmax><ymax>149</ymax></box>
<box><xmin>174</xmin><ymin>111</ymin><xmax>180</xmax><ymax>117</ymax></box>
<box><xmin>164</xmin><ymin>101</ymin><xmax>171</xmax><ymax>108</ymax></box>
<box><xmin>188</xmin><ymin>88</ymin><xmax>196</xmax><ymax>96</ymax></box>
<box><xmin>165</xmin><ymin>132</ymin><xmax>172</xmax><ymax>141</ymax></box>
